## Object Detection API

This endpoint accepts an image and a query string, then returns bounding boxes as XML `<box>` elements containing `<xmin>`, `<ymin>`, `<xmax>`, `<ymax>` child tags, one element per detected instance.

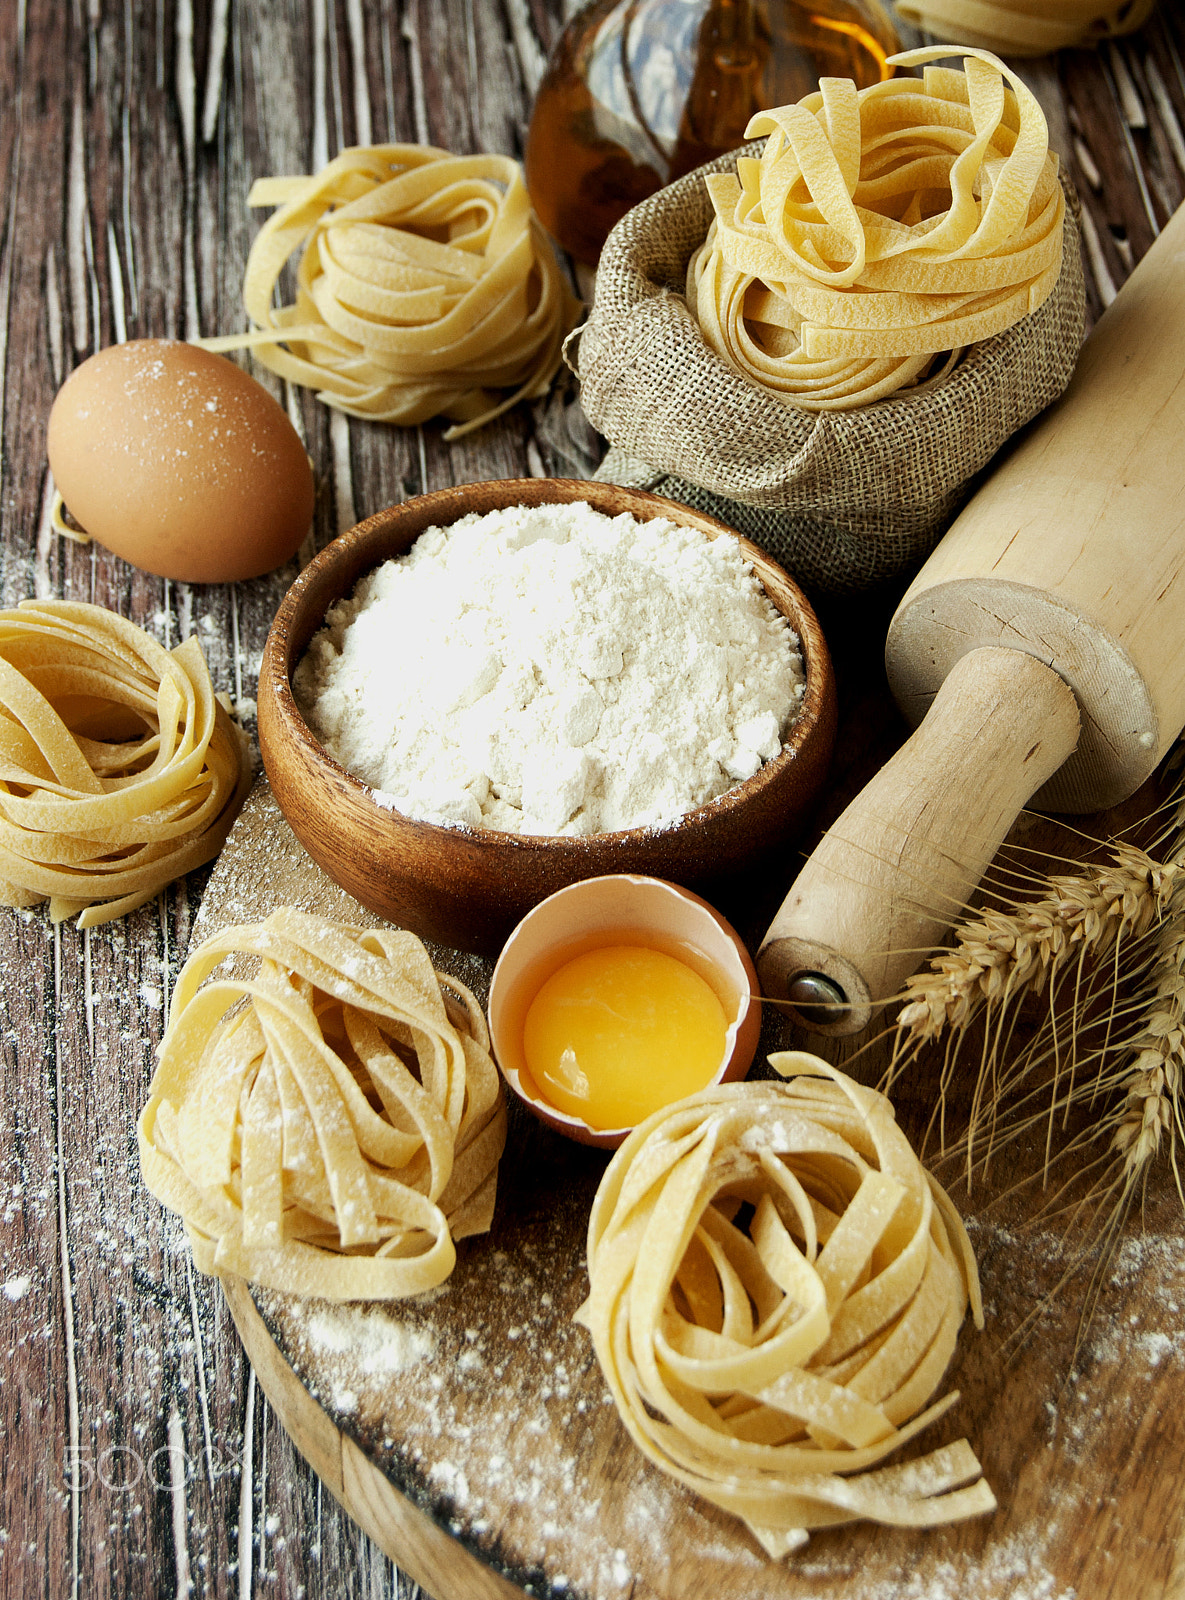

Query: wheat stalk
<box><xmin>885</xmin><ymin>780</ymin><xmax>1185</xmax><ymax>1348</ymax></box>
<box><xmin>891</xmin><ymin>845</ymin><xmax>1178</xmax><ymax>1055</ymax></box>
<box><xmin>995</xmin><ymin>909</ymin><xmax>1185</xmax><ymax>1359</ymax></box>
<box><xmin>1103</xmin><ymin>894</ymin><xmax>1185</xmax><ymax>1195</ymax></box>
<box><xmin>885</xmin><ymin>844</ymin><xmax>1175</xmax><ymax>1160</ymax></box>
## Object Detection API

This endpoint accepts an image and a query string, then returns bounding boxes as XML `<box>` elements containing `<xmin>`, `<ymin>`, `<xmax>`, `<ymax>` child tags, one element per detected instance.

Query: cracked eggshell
<box><xmin>47</xmin><ymin>339</ymin><xmax>315</xmax><ymax>584</ymax></box>
<box><xmin>487</xmin><ymin>873</ymin><xmax>762</xmax><ymax>1149</ymax></box>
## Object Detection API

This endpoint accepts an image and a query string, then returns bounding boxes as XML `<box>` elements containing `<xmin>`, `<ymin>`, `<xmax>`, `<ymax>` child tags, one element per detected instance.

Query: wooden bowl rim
<box><xmin>260</xmin><ymin>478</ymin><xmax>834</xmax><ymax>858</ymax></box>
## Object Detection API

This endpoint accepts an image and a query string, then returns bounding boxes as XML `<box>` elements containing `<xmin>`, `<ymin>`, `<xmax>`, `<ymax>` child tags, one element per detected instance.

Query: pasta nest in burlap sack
<box><xmin>571</xmin><ymin>49</ymin><xmax>1086</xmax><ymax>595</ymax></box>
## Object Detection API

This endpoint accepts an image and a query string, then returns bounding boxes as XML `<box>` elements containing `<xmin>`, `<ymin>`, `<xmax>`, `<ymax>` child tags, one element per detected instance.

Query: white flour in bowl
<box><xmin>293</xmin><ymin>500</ymin><xmax>805</xmax><ymax>836</ymax></box>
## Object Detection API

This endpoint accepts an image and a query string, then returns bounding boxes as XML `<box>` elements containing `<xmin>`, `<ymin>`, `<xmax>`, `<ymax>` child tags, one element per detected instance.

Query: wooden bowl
<box><xmin>257</xmin><ymin>478</ymin><xmax>836</xmax><ymax>957</ymax></box>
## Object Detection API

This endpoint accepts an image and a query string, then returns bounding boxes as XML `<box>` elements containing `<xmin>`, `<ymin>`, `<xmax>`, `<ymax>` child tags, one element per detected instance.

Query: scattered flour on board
<box><xmin>293</xmin><ymin>500</ymin><xmax>805</xmax><ymax>836</ymax></box>
<box><xmin>788</xmin><ymin>1535</ymin><xmax>1075</xmax><ymax>1600</ymax></box>
<box><xmin>249</xmin><ymin>1207</ymin><xmax>1185</xmax><ymax>1600</ymax></box>
<box><xmin>191</xmin><ymin>799</ymin><xmax>1184</xmax><ymax>1600</ymax></box>
<box><xmin>304</xmin><ymin>1304</ymin><xmax>434</xmax><ymax>1370</ymax></box>
<box><xmin>278</xmin><ymin>1301</ymin><xmax>436</xmax><ymax>1417</ymax></box>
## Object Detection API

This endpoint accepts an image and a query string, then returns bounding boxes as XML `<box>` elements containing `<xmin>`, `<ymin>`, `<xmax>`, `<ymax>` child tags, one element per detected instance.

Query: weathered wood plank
<box><xmin>1</xmin><ymin>4</ymin><xmax>1183</xmax><ymax>1597</ymax></box>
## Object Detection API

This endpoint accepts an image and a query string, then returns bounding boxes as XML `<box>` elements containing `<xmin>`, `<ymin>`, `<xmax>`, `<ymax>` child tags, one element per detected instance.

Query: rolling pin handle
<box><xmin>758</xmin><ymin>646</ymin><xmax>1082</xmax><ymax>1037</ymax></box>
<box><xmin>758</xmin><ymin>938</ymin><xmax>875</xmax><ymax>1036</ymax></box>
<box><xmin>783</xmin><ymin>972</ymin><xmax>850</xmax><ymax>1024</ymax></box>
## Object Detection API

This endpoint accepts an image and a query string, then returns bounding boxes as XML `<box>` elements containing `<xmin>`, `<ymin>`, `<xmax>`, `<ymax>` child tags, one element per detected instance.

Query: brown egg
<box><xmin>46</xmin><ymin>339</ymin><xmax>315</xmax><ymax>584</ymax></box>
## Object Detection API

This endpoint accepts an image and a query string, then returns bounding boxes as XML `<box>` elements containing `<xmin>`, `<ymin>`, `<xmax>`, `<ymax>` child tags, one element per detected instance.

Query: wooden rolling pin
<box><xmin>758</xmin><ymin>199</ymin><xmax>1185</xmax><ymax>1035</ymax></box>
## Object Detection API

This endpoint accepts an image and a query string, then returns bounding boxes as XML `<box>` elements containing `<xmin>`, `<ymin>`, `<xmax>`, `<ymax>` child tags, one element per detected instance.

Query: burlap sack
<box><xmin>569</xmin><ymin>147</ymin><xmax>1086</xmax><ymax>595</ymax></box>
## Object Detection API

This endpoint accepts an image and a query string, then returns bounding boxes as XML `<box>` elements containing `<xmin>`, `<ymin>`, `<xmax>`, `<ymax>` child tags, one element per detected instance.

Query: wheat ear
<box><xmin>892</xmin><ymin>845</ymin><xmax>1176</xmax><ymax>1051</ymax></box>
<box><xmin>1105</xmin><ymin>895</ymin><xmax>1185</xmax><ymax>1198</ymax></box>
<box><xmin>885</xmin><ymin>796</ymin><xmax>1185</xmax><ymax>1351</ymax></box>
<box><xmin>999</xmin><ymin>903</ymin><xmax>1185</xmax><ymax>1361</ymax></box>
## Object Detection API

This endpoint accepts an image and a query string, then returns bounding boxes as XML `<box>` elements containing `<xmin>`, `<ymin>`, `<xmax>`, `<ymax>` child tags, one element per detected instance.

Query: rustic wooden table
<box><xmin>2</xmin><ymin>4</ymin><xmax>1184</xmax><ymax>1598</ymax></box>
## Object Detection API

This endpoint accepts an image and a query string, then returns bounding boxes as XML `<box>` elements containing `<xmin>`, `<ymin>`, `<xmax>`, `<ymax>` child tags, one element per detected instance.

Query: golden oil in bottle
<box><xmin>525</xmin><ymin>0</ymin><xmax>900</xmax><ymax>265</ymax></box>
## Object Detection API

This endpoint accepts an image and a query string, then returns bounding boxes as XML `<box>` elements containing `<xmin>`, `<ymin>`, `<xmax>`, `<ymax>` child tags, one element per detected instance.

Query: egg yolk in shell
<box><xmin>521</xmin><ymin>944</ymin><xmax>729</xmax><ymax>1130</ymax></box>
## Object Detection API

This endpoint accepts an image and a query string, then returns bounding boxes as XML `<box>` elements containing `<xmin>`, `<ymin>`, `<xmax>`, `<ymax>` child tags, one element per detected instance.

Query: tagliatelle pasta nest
<box><xmin>138</xmin><ymin>909</ymin><xmax>508</xmax><ymax>1300</ymax></box>
<box><xmin>575</xmin><ymin>1055</ymin><xmax>994</xmax><ymax>1555</ymax></box>
<box><xmin>205</xmin><ymin>144</ymin><xmax>581</xmax><ymax>440</ymax></box>
<box><xmin>893</xmin><ymin>0</ymin><xmax>1156</xmax><ymax>56</ymax></box>
<box><xmin>0</xmin><ymin>601</ymin><xmax>249</xmax><ymax>928</ymax></box>
<box><xmin>689</xmin><ymin>47</ymin><xmax>1065</xmax><ymax>410</ymax></box>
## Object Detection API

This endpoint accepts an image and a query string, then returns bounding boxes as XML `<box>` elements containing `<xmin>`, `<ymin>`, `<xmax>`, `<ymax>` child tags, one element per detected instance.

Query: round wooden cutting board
<box><xmin>195</xmin><ymin>778</ymin><xmax>1185</xmax><ymax>1600</ymax></box>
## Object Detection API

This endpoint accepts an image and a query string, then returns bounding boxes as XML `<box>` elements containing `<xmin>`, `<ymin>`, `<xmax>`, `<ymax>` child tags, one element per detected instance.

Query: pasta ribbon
<box><xmin>576</xmin><ymin>1055</ymin><xmax>994</xmax><ymax>1554</ymax></box>
<box><xmin>0</xmin><ymin>600</ymin><xmax>249</xmax><ymax>927</ymax></box>
<box><xmin>894</xmin><ymin>1</ymin><xmax>1156</xmax><ymax>56</ymax></box>
<box><xmin>138</xmin><ymin>909</ymin><xmax>508</xmax><ymax>1301</ymax></box>
<box><xmin>689</xmin><ymin>47</ymin><xmax>1065</xmax><ymax>410</ymax></box>
<box><xmin>205</xmin><ymin>144</ymin><xmax>581</xmax><ymax>440</ymax></box>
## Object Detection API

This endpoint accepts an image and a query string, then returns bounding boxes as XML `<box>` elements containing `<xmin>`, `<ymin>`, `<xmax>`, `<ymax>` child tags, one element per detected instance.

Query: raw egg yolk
<box><xmin>521</xmin><ymin>945</ymin><xmax>729</xmax><ymax>1130</ymax></box>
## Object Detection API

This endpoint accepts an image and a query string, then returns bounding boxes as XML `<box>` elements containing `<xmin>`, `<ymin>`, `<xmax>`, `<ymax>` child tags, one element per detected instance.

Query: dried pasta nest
<box><xmin>576</xmin><ymin>1055</ymin><xmax>994</xmax><ymax>1555</ymax></box>
<box><xmin>0</xmin><ymin>600</ymin><xmax>249</xmax><ymax>927</ymax></box>
<box><xmin>893</xmin><ymin>0</ymin><xmax>1157</xmax><ymax>55</ymax></box>
<box><xmin>690</xmin><ymin>50</ymin><xmax>1066</xmax><ymax>410</ymax></box>
<box><xmin>205</xmin><ymin>144</ymin><xmax>582</xmax><ymax>441</ymax></box>
<box><xmin>138</xmin><ymin>909</ymin><xmax>507</xmax><ymax>1301</ymax></box>
<box><xmin>574</xmin><ymin>49</ymin><xmax>1086</xmax><ymax>594</ymax></box>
